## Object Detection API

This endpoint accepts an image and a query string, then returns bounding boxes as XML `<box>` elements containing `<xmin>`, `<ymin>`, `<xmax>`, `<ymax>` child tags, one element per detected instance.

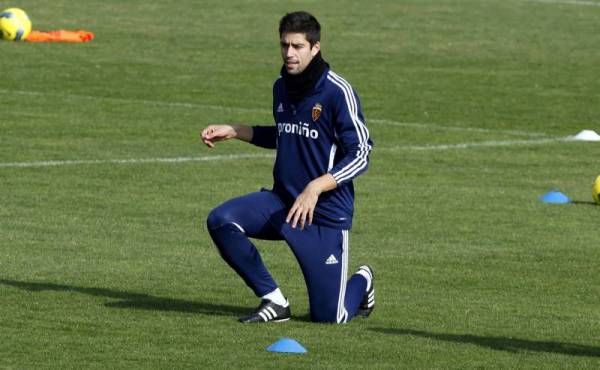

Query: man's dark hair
<box><xmin>279</xmin><ymin>11</ymin><xmax>321</xmax><ymax>46</ymax></box>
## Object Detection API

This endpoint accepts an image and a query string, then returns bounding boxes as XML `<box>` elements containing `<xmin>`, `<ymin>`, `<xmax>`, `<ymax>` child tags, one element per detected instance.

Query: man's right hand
<box><xmin>201</xmin><ymin>125</ymin><xmax>237</xmax><ymax>148</ymax></box>
<box><xmin>201</xmin><ymin>124</ymin><xmax>253</xmax><ymax>148</ymax></box>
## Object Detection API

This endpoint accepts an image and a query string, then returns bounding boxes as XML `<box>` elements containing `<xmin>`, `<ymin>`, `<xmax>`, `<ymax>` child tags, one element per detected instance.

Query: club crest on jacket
<box><xmin>312</xmin><ymin>103</ymin><xmax>322</xmax><ymax>122</ymax></box>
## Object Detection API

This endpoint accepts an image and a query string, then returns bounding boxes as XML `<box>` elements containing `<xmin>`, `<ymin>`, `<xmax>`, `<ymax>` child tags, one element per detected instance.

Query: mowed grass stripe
<box><xmin>0</xmin><ymin>88</ymin><xmax>549</xmax><ymax>138</ymax></box>
<box><xmin>527</xmin><ymin>0</ymin><xmax>600</xmax><ymax>7</ymax></box>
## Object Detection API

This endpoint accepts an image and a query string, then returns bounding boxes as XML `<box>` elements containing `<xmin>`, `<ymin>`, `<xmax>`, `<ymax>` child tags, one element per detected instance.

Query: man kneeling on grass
<box><xmin>201</xmin><ymin>11</ymin><xmax>374</xmax><ymax>324</ymax></box>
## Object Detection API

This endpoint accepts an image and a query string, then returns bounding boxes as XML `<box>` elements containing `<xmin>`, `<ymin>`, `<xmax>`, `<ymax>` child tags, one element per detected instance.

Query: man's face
<box><xmin>280</xmin><ymin>32</ymin><xmax>320</xmax><ymax>75</ymax></box>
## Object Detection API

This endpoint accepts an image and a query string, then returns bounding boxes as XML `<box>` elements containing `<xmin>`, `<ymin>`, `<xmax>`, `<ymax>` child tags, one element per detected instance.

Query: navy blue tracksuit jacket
<box><xmin>251</xmin><ymin>68</ymin><xmax>373</xmax><ymax>229</ymax></box>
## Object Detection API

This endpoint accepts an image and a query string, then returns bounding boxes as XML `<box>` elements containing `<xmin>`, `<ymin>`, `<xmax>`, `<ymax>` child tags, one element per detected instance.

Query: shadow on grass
<box><xmin>0</xmin><ymin>278</ymin><xmax>249</xmax><ymax>317</ymax></box>
<box><xmin>371</xmin><ymin>327</ymin><xmax>600</xmax><ymax>358</ymax></box>
<box><xmin>571</xmin><ymin>200</ymin><xmax>598</xmax><ymax>207</ymax></box>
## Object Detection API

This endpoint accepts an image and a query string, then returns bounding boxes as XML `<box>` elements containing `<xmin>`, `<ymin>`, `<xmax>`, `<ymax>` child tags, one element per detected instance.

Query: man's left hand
<box><xmin>286</xmin><ymin>174</ymin><xmax>337</xmax><ymax>230</ymax></box>
<box><xmin>286</xmin><ymin>184</ymin><xmax>320</xmax><ymax>229</ymax></box>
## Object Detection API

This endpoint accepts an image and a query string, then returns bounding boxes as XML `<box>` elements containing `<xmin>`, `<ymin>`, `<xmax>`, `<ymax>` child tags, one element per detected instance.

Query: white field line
<box><xmin>0</xmin><ymin>137</ymin><xmax>570</xmax><ymax>169</ymax></box>
<box><xmin>0</xmin><ymin>153</ymin><xmax>274</xmax><ymax>169</ymax></box>
<box><xmin>370</xmin><ymin>119</ymin><xmax>547</xmax><ymax>138</ymax></box>
<box><xmin>377</xmin><ymin>136</ymin><xmax>569</xmax><ymax>152</ymax></box>
<box><xmin>527</xmin><ymin>0</ymin><xmax>600</xmax><ymax>6</ymax></box>
<box><xmin>0</xmin><ymin>88</ymin><xmax>547</xmax><ymax>138</ymax></box>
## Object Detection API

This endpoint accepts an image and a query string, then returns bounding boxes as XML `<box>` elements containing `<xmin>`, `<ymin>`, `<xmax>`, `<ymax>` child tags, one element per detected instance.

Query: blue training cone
<box><xmin>267</xmin><ymin>338</ymin><xmax>307</xmax><ymax>354</ymax></box>
<box><xmin>539</xmin><ymin>190</ymin><xmax>571</xmax><ymax>204</ymax></box>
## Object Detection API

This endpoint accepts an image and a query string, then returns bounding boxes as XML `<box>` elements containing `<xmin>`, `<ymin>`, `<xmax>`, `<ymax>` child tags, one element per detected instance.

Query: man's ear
<box><xmin>311</xmin><ymin>41</ymin><xmax>321</xmax><ymax>56</ymax></box>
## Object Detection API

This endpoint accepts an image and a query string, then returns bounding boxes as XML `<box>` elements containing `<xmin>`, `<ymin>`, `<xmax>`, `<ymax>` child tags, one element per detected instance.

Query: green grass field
<box><xmin>2</xmin><ymin>0</ymin><xmax>600</xmax><ymax>368</ymax></box>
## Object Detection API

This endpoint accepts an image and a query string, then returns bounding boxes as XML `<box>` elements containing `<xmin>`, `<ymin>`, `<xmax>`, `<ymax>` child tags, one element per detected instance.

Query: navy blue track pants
<box><xmin>206</xmin><ymin>190</ymin><xmax>366</xmax><ymax>323</ymax></box>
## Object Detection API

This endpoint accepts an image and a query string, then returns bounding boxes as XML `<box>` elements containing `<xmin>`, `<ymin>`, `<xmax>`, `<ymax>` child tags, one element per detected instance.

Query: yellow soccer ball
<box><xmin>593</xmin><ymin>175</ymin><xmax>600</xmax><ymax>205</ymax></box>
<box><xmin>0</xmin><ymin>8</ymin><xmax>32</xmax><ymax>41</ymax></box>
